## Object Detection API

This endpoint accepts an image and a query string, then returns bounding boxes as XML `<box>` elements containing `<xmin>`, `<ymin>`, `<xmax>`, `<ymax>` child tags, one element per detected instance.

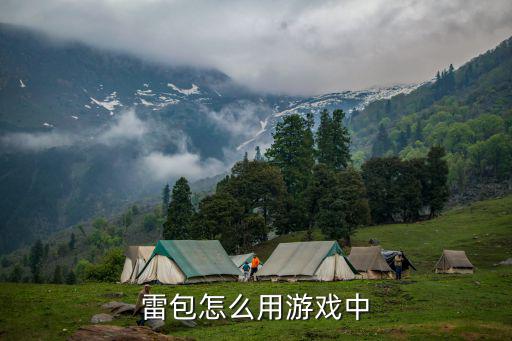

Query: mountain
<box><xmin>349</xmin><ymin>36</ymin><xmax>512</xmax><ymax>196</ymax></box>
<box><xmin>0</xmin><ymin>24</ymin><xmax>417</xmax><ymax>254</ymax></box>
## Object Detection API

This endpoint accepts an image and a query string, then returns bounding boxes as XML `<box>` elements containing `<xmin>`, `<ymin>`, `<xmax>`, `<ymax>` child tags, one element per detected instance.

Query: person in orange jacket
<box><xmin>250</xmin><ymin>255</ymin><xmax>260</xmax><ymax>281</ymax></box>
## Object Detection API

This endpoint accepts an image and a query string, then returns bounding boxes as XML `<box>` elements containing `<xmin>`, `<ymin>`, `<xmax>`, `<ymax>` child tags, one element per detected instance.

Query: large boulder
<box><xmin>68</xmin><ymin>325</ymin><xmax>189</xmax><ymax>340</ymax></box>
<box><xmin>90</xmin><ymin>314</ymin><xmax>113</xmax><ymax>324</ymax></box>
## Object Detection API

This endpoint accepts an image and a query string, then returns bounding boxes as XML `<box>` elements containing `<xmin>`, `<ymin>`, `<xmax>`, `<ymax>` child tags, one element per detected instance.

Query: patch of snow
<box><xmin>43</xmin><ymin>122</ymin><xmax>54</xmax><ymax>128</ymax></box>
<box><xmin>136</xmin><ymin>89</ymin><xmax>155</xmax><ymax>96</ymax></box>
<box><xmin>143</xmin><ymin>83</ymin><xmax>149</xmax><ymax>88</ymax></box>
<box><xmin>140</xmin><ymin>98</ymin><xmax>154</xmax><ymax>107</ymax></box>
<box><xmin>167</xmin><ymin>83</ymin><xmax>200</xmax><ymax>95</ymax></box>
<box><xmin>71</xmin><ymin>115</ymin><xmax>79</xmax><ymax>120</ymax></box>
<box><xmin>19</xmin><ymin>79</ymin><xmax>26</xmax><ymax>88</ymax></box>
<box><xmin>236</xmin><ymin>116</ymin><xmax>270</xmax><ymax>151</ymax></box>
<box><xmin>84</xmin><ymin>104</ymin><xmax>91</xmax><ymax>109</ymax></box>
<box><xmin>90</xmin><ymin>92</ymin><xmax>122</xmax><ymax>111</ymax></box>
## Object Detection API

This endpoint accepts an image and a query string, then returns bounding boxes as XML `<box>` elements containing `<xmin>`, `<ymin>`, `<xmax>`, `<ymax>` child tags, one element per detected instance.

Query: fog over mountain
<box><xmin>1</xmin><ymin>0</ymin><xmax>511</xmax><ymax>94</ymax></box>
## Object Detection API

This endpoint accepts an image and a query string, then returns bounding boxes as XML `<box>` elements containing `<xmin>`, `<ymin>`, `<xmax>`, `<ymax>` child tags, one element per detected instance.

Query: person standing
<box><xmin>250</xmin><ymin>255</ymin><xmax>260</xmax><ymax>281</ymax></box>
<box><xmin>242</xmin><ymin>261</ymin><xmax>251</xmax><ymax>282</ymax></box>
<box><xmin>133</xmin><ymin>284</ymin><xmax>151</xmax><ymax>326</ymax></box>
<box><xmin>394</xmin><ymin>252</ymin><xmax>403</xmax><ymax>280</ymax></box>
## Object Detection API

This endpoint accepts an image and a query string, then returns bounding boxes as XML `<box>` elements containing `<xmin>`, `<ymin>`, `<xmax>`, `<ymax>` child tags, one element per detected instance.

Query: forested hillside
<box><xmin>350</xmin><ymin>36</ymin><xmax>512</xmax><ymax>197</ymax></box>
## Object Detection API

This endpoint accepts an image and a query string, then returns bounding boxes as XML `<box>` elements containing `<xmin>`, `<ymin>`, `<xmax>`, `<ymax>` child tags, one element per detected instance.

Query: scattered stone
<box><xmin>146</xmin><ymin>319</ymin><xmax>166</xmax><ymax>331</ymax></box>
<box><xmin>111</xmin><ymin>304</ymin><xmax>136</xmax><ymax>315</ymax></box>
<box><xmin>69</xmin><ymin>325</ymin><xmax>189</xmax><ymax>340</ymax></box>
<box><xmin>496</xmin><ymin>258</ymin><xmax>512</xmax><ymax>266</ymax></box>
<box><xmin>101</xmin><ymin>301</ymin><xmax>125</xmax><ymax>310</ymax></box>
<box><xmin>474</xmin><ymin>281</ymin><xmax>481</xmax><ymax>286</ymax></box>
<box><xmin>90</xmin><ymin>313</ymin><xmax>113</xmax><ymax>324</ymax></box>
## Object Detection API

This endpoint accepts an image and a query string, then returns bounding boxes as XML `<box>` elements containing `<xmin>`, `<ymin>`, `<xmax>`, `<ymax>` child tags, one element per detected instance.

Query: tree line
<box><xmin>162</xmin><ymin>110</ymin><xmax>449</xmax><ymax>253</ymax></box>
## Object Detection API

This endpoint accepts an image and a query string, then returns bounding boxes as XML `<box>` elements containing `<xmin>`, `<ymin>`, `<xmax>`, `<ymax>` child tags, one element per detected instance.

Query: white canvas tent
<box><xmin>435</xmin><ymin>250</ymin><xmax>474</xmax><ymax>274</ymax></box>
<box><xmin>257</xmin><ymin>241</ymin><xmax>357</xmax><ymax>282</ymax></box>
<box><xmin>120</xmin><ymin>246</ymin><xmax>154</xmax><ymax>284</ymax></box>
<box><xmin>348</xmin><ymin>246</ymin><xmax>394</xmax><ymax>279</ymax></box>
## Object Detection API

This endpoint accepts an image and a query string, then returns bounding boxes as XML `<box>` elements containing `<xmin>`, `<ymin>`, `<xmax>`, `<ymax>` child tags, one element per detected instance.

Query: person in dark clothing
<box><xmin>394</xmin><ymin>252</ymin><xmax>403</xmax><ymax>280</ymax></box>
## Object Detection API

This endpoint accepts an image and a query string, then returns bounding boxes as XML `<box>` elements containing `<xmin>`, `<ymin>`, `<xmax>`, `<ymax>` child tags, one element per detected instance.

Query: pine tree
<box><xmin>163</xmin><ymin>177</ymin><xmax>193</xmax><ymax>239</ymax></box>
<box><xmin>371</xmin><ymin>124</ymin><xmax>392</xmax><ymax>157</ymax></box>
<box><xmin>52</xmin><ymin>265</ymin><xmax>63</xmax><ymax>284</ymax></box>
<box><xmin>8</xmin><ymin>264</ymin><xmax>23</xmax><ymax>283</ymax></box>
<box><xmin>331</xmin><ymin>109</ymin><xmax>351</xmax><ymax>170</ymax></box>
<box><xmin>254</xmin><ymin>146</ymin><xmax>263</xmax><ymax>161</ymax></box>
<box><xmin>68</xmin><ymin>233</ymin><xmax>76</xmax><ymax>251</ymax></box>
<box><xmin>425</xmin><ymin>147</ymin><xmax>449</xmax><ymax>217</ymax></box>
<box><xmin>65</xmin><ymin>269</ymin><xmax>77</xmax><ymax>285</ymax></box>
<box><xmin>29</xmin><ymin>239</ymin><xmax>44</xmax><ymax>283</ymax></box>
<box><xmin>316</xmin><ymin>110</ymin><xmax>333</xmax><ymax>165</ymax></box>
<box><xmin>162</xmin><ymin>184</ymin><xmax>170</xmax><ymax>213</ymax></box>
<box><xmin>266</xmin><ymin>114</ymin><xmax>315</xmax><ymax>195</ymax></box>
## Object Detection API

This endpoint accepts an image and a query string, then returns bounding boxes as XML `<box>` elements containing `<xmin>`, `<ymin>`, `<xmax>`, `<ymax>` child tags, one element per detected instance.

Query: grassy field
<box><xmin>0</xmin><ymin>196</ymin><xmax>511</xmax><ymax>340</ymax></box>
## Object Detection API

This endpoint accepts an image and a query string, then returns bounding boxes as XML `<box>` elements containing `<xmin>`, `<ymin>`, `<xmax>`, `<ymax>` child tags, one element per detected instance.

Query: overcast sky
<box><xmin>1</xmin><ymin>0</ymin><xmax>511</xmax><ymax>95</ymax></box>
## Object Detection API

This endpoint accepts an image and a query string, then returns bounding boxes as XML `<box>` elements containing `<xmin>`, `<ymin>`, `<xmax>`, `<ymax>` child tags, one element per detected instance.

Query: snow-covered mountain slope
<box><xmin>236</xmin><ymin>84</ymin><xmax>422</xmax><ymax>151</ymax></box>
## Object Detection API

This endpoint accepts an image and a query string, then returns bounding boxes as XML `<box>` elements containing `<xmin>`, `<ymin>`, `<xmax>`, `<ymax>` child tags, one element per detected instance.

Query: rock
<box><xmin>101</xmin><ymin>301</ymin><xmax>125</xmax><ymax>310</ymax></box>
<box><xmin>111</xmin><ymin>304</ymin><xmax>136</xmax><ymax>315</ymax></box>
<box><xmin>146</xmin><ymin>319</ymin><xmax>166</xmax><ymax>331</ymax></box>
<box><xmin>498</xmin><ymin>258</ymin><xmax>512</xmax><ymax>266</ymax></box>
<box><xmin>68</xmin><ymin>325</ymin><xmax>188</xmax><ymax>340</ymax></box>
<box><xmin>90</xmin><ymin>313</ymin><xmax>113</xmax><ymax>324</ymax></box>
<box><xmin>368</xmin><ymin>238</ymin><xmax>380</xmax><ymax>246</ymax></box>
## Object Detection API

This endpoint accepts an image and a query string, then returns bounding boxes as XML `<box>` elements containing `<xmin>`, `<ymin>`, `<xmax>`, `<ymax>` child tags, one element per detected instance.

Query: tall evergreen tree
<box><xmin>425</xmin><ymin>147</ymin><xmax>449</xmax><ymax>217</ymax></box>
<box><xmin>52</xmin><ymin>265</ymin><xmax>63</xmax><ymax>284</ymax></box>
<box><xmin>68</xmin><ymin>233</ymin><xmax>76</xmax><ymax>251</ymax></box>
<box><xmin>331</xmin><ymin>109</ymin><xmax>351</xmax><ymax>170</ymax></box>
<box><xmin>254</xmin><ymin>146</ymin><xmax>263</xmax><ymax>161</ymax></box>
<box><xmin>8</xmin><ymin>264</ymin><xmax>23</xmax><ymax>283</ymax></box>
<box><xmin>163</xmin><ymin>177</ymin><xmax>193</xmax><ymax>239</ymax></box>
<box><xmin>316</xmin><ymin>110</ymin><xmax>333</xmax><ymax>165</ymax></box>
<box><xmin>266</xmin><ymin>114</ymin><xmax>315</xmax><ymax>195</ymax></box>
<box><xmin>29</xmin><ymin>239</ymin><xmax>44</xmax><ymax>283</ymax></box>
<box><xmin>162</xmin><ymin>184</ymin><xmax>170</xmax><ymax>213</ymax></box>
<box><xmin>371</xmin><ymin>124</ymin><xmax>392</xmax><ymax>157</ymax></box>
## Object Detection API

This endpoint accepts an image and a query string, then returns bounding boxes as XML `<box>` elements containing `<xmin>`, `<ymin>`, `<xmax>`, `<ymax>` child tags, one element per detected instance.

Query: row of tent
<box><xmin>120</xmin><ymin>240</ymin><xmax>474</xmax><ymax>284</ymax></box>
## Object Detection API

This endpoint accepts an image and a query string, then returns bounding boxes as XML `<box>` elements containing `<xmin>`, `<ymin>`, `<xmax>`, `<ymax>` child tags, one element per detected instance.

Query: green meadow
<box><xmin>1</xmin><ymin>196</ymin><xmax>511</xmax><ymax>340</ymax></box>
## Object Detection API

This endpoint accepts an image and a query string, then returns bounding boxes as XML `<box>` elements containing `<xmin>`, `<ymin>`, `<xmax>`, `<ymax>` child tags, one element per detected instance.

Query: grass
<box><xmin>0</xmin><ymin>196</ymin><xmax>511</xmax><ymax>340</ymax></box>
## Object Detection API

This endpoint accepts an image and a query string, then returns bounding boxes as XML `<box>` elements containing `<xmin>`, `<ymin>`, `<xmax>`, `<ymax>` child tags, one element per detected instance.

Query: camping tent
<box><xmin>257</xmin><ymin>241</ymin><xmax>357</xmax><ymax>281</ymax></box>
<box><xmin>230</xmin><ymin>253</ymin><xmax>255</xmax><ymax>269</ymax></box>
<box><xmin>381</xmin><ymin>250</ymin><xmax>417</xmax><ymax>272</ymax></box>
<box><xmin>348</xmin><ymin>246</ymin><xmax>394</xmax><ymax>279</ymax></box>
<box><xmin>435</xmin><ymin>250</ymin><xmax>474</xmax><ymax>274</ymax></box>
<box><xmin>120</xmin><ymin>246</ymin><xmax>154</xmax><ymax>284</ymax></box>
<box><xmin>136</xmin><ymin>240</ymin><xmax>241</xmax><ymax>284</ymax></box>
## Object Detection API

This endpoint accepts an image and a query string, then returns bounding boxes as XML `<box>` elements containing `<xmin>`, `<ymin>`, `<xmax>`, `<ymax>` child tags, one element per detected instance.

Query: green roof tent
<box><xmin>257</xmin><ymin>241</ymin><xmax>358</xmax><ymax>281</ymax></box>
<box><xmin>136</xmin><ymin>240</ymin><xmax>241</xmax><ymax>284</ymax></box>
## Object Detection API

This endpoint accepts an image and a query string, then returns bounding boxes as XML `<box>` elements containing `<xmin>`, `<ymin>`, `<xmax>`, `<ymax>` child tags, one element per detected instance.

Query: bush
<box><xmin>83</xmin><ymin>248</ymin><xmax>125</xmax><ymax>282</ymax></box>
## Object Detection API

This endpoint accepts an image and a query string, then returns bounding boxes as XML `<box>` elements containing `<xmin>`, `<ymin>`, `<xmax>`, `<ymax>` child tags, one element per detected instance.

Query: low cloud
<box><xmin>203</xmin><ymin>102</ymin><xmax>269</xmax><ymax>140</ymax></box>
<box><xmin>97</xmin><ymin>109</ymin><xmax>147</xmax><ymax>145</ymax></box>
<box><xmin>0</xmin><ymin>131</ymin><xmax>75</xmax><ymax>151</ymax></box>
<box><xmin>1</xmin><ymin>0</ymin><xmax>511</xmax><ymax>94</ymax></box>
<box><xmin>141</xmin><ymin>151</ymin><xmax>225</xmax><ymax>182</ymax></box>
